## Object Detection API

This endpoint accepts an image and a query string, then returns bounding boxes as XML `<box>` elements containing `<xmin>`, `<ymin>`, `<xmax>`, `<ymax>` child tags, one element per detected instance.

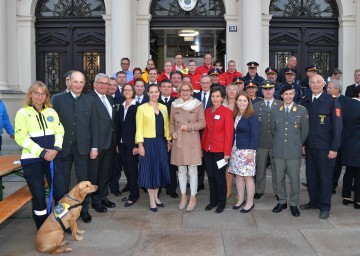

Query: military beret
<box><xmin>284</xmin><ymin>68</ymin><xmax>296</xmax><ymax>75</ymax></box>
<box><xmin>280</xmin><ymin>84</ymin><xmax>294</xmax><ymax>95</ymax></box>
<box><xmin>265</xmin><ymin>67</ymin><xmax>278</xmax><ymax>74</ymax></box>
<box><xmin>305</xmin><ymin>65</ymin><xmax>317</xmax><ymax>72</ymax></box>
<box><xmin>232</xmin><ymin>76</ymin><xmax>244</xmax><ymax>84</ymax></box>
<box><xmin>261</xmin><ymin>79</ymin><xmax>275</xmax><ymax>89</ymax></box>
<box><xmin>208</xmin><ymin>68</ymin><xmax>221</xmax><ymax>76</ymax></box>
<box><xmin>247</xmin><ymin>61</ymin><xmax>259</xmax><ymax>68</ymax></box>
<box><xmin>245</xmin><ymin>80</ymin><xmax>258</xmax><ymax>89</ymax></box>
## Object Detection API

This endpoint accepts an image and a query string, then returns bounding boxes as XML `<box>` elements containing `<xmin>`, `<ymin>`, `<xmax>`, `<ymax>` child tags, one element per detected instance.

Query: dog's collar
<box><xmin>65</xmin><ymin>194</ymin><xmax>81</xmax><ymax>203</ymax></box>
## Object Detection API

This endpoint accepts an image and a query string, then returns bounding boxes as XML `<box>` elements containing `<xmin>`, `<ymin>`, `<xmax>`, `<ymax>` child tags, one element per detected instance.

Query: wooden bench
<box><xmin>0</xmin><ymin>185</ymin><xmax>32</xmax><ymax>224</ymax></box>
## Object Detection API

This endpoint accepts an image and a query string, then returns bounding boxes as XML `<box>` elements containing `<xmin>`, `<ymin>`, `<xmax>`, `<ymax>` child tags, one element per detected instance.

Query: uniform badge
<box><xmin>273</xmin><ymin>101</ymin><xmax>278</xmax><ymax>106</ymax></box>
<box><xmin>279</xmin><ymin>106</ymin><xmax>284</xmax><ymax>111</ymax></box>
<box><xmin>47</xmin><ymin>116</ymin><xmax>54</xmax><ymax>122</ymax></box>
<box><xmin>53</xmin><ymin>203</ymin><xmax>70</xmax><ymax>219</ymax></box>
<box><xmin>336</xmin><ymin>108</ymin><xmax>341</xmax><ymax>117</ymax></box>
<box><xmin>319</xmin><ymin>115</ymin><xmax>326</xmax><ymax>124</ymax></box>
<box><xmin>292</xmin><ymin>106</ymin><xmax>297</xmax><ymax>112</ymax></box>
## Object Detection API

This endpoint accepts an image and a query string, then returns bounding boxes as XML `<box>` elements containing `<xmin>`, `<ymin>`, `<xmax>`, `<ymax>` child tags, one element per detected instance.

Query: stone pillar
<box><xmin>224</xmin><ymin>14</ymin><xmax>241</xmax><ymax>72</ymax></box>
<box><xmin>261</xmin><ymin>14</ymin><xmax>272</xmax><ymax>74</ymax></box>
<box><xmin>241</xmin><ymin>0</ymin><xmax>262</xmax><ymax>71</ymax></box>
<box><xmin>111</xmin><ymin>0</ymin><xmax>132</xmax><ymax>74</ymax></box>
<box><xmin>338</xmin><ymin>16</ymin><xmax>356</xmax><ymax>88</ymax></box>
<box><xmin>102</xmin><ymin>14</ymin><xmax>112</xmax><ymax>75</ymax></box>
<box><xmin>0</xmin><ymin>0</ymin><xmax>8</xmax><ymax>90</ymax></box>
<box><xmin>134</xmin><ymin>15</ymin><xmax>151</xmax><ymax>69</ymax></box>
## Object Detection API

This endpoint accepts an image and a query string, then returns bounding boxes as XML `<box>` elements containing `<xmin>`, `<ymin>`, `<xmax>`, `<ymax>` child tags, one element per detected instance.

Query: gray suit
<box><xmin>270</xmin><ymin>103</ymin><xmax>309</xmax><ymax>206</ymax></box>
<box><xmin>253</xmin><ymin>99</ymin><xmax>282</xmax><ymax>195</ymax></box>
<box><xmin>51</xmin><ymin>92</ymin><xmax>98</xmax><ymax>212</ymax></box>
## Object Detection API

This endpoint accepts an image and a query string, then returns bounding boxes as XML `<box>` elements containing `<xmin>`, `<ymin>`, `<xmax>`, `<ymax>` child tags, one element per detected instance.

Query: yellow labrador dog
<box><xmin>36</xmin><ymin>181</ymin><xmax>97</xmax><ymax>254</ymax></box>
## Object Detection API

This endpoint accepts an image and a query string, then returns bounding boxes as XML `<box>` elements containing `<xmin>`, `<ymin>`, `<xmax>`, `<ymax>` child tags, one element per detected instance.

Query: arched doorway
<box><xmin>35</xmin><ymin>0</ymin><xmax>106</xmax><ymax>93</ymax></box>
<box><xmin>269</xmin><ymin>0</ymin><xmax>339</xmax><ymax>79</ymax></box>
<box><xmin>150</xmin><ymin>0</ymin><xmax>226</xmax><ymax>67</ymax></box>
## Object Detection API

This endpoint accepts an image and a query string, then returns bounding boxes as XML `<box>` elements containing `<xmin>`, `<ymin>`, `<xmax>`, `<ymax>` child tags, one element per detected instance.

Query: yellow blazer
<box><xmin>135</xmin><ymin>103</ymin><xmax>171</xmax><ymax>143</ymax></box>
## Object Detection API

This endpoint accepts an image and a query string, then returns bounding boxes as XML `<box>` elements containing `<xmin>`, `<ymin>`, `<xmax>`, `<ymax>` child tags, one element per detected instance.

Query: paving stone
<box><xmin>326</xmin><ymin>207</ymin><xmax>360</xmax><ymax>228</ymax></box>
<box><xmin>132</xmin><ymin>230</ymin><xmax>224</xmax><ymax>256</ymax></box>
<box><xmin>301</xmin><ymin>228</ymin><xmax>360</xmax><ymax>256</ymax></box>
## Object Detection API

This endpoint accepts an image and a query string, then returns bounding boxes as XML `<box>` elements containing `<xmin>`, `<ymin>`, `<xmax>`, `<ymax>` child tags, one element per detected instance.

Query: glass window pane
<box><xmin>83</xmin><ymin>52</ymin><xmax>101</xmax><ymax>91</ymax></box>
<box><xmin>36</xmin><ymin>0</ymin><xmax>105</xmax><ymax>17</ymax></box>
<box><xmin>151</xmin><ymin>0</ymin><xmax>225</xmax><ymax>16</ymax></box>
<box><xmin>44</xmin><ymin>53</ymin><xmax>61</xmax><ymax>93</ymax></box>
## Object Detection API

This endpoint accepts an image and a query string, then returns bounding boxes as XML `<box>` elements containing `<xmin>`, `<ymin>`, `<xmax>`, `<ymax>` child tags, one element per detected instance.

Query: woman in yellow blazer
<box><xmin>136</xmin><ymin>84</ymin><xmax>172</xmax><ymax>212</ymax></box>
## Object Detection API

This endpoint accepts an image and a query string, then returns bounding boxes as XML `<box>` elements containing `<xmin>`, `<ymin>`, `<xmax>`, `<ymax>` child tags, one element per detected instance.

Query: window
<box><xmin>270</xmin><ymin>0</ymin><xmax>337</xmax><ymax>17</ymax></box>
<box><xmin>36</xmin><ymin>0</ymin><xmax>105</xmax><ymax>17</ymax></box>
<box><xmin>151</xmin><ymin>0</ymin><xmax>225</xmax><ymax>16</ymax></box>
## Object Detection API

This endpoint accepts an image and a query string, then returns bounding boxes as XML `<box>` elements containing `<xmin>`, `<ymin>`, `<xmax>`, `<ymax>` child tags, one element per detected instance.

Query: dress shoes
<box><xmin>122</xmin><ymin>196</ymin><xmax>129</xmax><ymax>202</ymax></box>
<box><xmin>156</xmin><ymin>202</ymin><xmax>164</xmax><ymax>207</ymax></box>
<box><xmin>124</xmin><ymin>201</ymin><xmax>135</xmax><ymax>207</ymax></box>
<box><xmin>92</xmin><ymin>204</ymin><xmax>107</xmax><ymax>213</ymax></box>
<box><xmin>290</xmin><ymin>206</ymin><xmax>300</xmax><ymax>217</ymax></box>
<box><xmin>343</xmin><ymin>198</ymin><xmax>354</xmax><ymax>205</ymax></box>
<box><xmin>215</xmin><ymin>207</ymin><xmax>224</xmax><ymax>214</ymax></box>
<box><xmin>272</xmin><ymin>203</ymin><xmax>287</xmax><ymax>213</ymax></box>
<box><xmin>232</xmin><ymin>200</ymin><xmax>245</xmax><ymax>210</ymax></box>
<box><xmin>299</xmin><ymin>203</ymin><xmax>316</xmax><ymax>210</ymax></box>
<box><xmin>254</xmin><ymin>193</ymin><xmax>263</xmax><ymax>200</ymax></box>
<box><xmin>102</xmin><ymin>199</ymin><xmax>116</xmax><ymax>208</ymax></box>
<box><xmin>166</xmin><ymin>192</ymin><xmax>179</xmax><ymax>198</ymax></box>
<box><xmin>197</xmin><ymin>184</ymin><xmax>205</xmax><ymax>192</ymax></box>
<box><xmin>240</xmin><ymin>204</ymin><xmax>255</xmax><ymax>213</ymax></box>
<box><xmin>319</xmin><ymin>210</ymin><xmax>329</xmax><ymax>219</ymax></box>
<box><xmin>80</xmin><ymin>211</ymin><xmax>92</xmax><ymax>223</ymax></box>
<box><xmin>111</xmin><ymin>190</ymin><xmax>122</xmax><ymax>197</ymax></box>
<box><xmin>354</xmin><ymin>202</ymin><xmax>360</xmax><ymax>209</ymax></box>
<box><xmin>205</xmin><ymin>204</ymin><xmax>216</xmax><ymax>211</ymax></box>
<box><xmin>150</xmin><ymin>207</ymin><xmax>158</xmax><ymax>212</ymax></box>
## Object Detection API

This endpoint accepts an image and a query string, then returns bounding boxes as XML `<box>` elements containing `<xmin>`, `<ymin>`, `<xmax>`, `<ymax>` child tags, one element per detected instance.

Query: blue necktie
<box><xmin>202</xmin><ymin>93</ymin><xmax>207</xmax><ymax>108</ymax></box>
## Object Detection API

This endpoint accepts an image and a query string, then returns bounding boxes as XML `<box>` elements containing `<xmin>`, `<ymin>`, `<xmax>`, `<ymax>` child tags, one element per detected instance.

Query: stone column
<box><xmin>111</xmin><ymin>0</ymin><xmax>132</xmax><ymax>74</ymax></box>
<box><xmin>338</xmin><ymin>16</ymin><xmax>356</xmax><ymax>88</ymax></box>
<box><xmin>102</xmin><ymin>14</ymin><xmax>112</xmax><ymax>75</ymax></box>
<box><xmin>135</xmin><ymin>15</ymin><xmax>151</xmax><ymax>69</ymax></box>
<box><xmin>241</xmin><ymin>0</ymin><xmax>262</xmax><ymax>71</ymax></box>
<box><xmin>0</xmin><ymin>0</ymin><xmax>8</xmax><ymax>90</ymax></box>
<box><xmin>224</xmin><ymin>14</ymin><xmax>241</xmax><ymax>71</ymax></box>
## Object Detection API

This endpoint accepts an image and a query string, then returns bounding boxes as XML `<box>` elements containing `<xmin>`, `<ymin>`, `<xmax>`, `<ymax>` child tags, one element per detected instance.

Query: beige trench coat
<box><xmin>170</xmin><ymin>102</ymin><xmax>205</xmax><ymax>166</ymax></box>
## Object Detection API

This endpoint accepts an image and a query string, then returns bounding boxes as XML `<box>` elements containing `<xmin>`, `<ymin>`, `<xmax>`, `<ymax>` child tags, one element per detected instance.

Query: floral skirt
<box><xmin>228</xmin><ymin>147</ymin><xmax>256</xmax><ymax>176</ymax></box>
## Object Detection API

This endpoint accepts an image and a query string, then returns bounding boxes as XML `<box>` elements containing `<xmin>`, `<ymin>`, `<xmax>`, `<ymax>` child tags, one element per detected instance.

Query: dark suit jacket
<box><xmin>234</xmin><ymin>114</ymin><xmax>259</xmax><ymax>150</ymax></box>
<box><xmin>117</xmin><ymin>102</ymin><xmax>139</xmax><ymax>146</ymax></box>
<box><xmin>159</xmin><ymin>96</ymin><xmax>175</xmax><ymax>117</ymax></box>
<box><xmin>345</xmin><ymin>84</ymin><xmax>357</xmax><ymax>98</ymax></box>
<box><xmin>193</xmin><ymin>91</ymin><xmax>213</xmax><ymax>109</ymax></box>
<box><xmin>51</xmin><ymin>92</ymin><xmax>98</xmax><ymax>157</ymax></box>
<box><xmin>89</xmin><ymin>91</ymin><xmax>117</xmax><ymax>150</ymax></box>
<box><xmin>338</xmin><ymin>94</ymin><xmax>350</xmax><ymax>108</ymax></box>
<box><xmin>139</xmin><ymin>94</ymin><xmax>149</xmax><ymax>105</ymax></box>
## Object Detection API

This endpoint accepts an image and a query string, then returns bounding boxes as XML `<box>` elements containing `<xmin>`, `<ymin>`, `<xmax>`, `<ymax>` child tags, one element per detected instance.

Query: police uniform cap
<box><xmin>247</xmin><ymin>61</ymin><xmax>259</xmax><ymax>68</ymax></box>
<box><xmin>232</xmin><ymin>76</ymin><xmax>244</xmax><ymax>84</ymax></box>
<box><xmin>208</xmin><ymin>68</ymin><xmax>221</xmax><ymax>76</ymax></box>
<box><xmin>284</xmin><ymin>68</ymin><xmax>296</xmax><ymax>75</ymax></box>
<box><xmin>280</xmin><ymin>84</ymin><xmax>294</xmax><ymax>95</ymax></box>
<box><xmin>265</xmin><ymin>67</ymin><xmax>278</xmax><ymax>74</ymax></box>
<box><xmin>305</xmin><ymin>65</ymin><xmax>317</xmax><ymax>72</ymax></box>
<box><xmin>261</xmin><ymin>79</ymin><xmax>275</xmax><ymax>89</ymax></box>
<box><xmin>245</xmin><ymin>80</ymin><xmax>258</xmax><ymax>89</ymax></box>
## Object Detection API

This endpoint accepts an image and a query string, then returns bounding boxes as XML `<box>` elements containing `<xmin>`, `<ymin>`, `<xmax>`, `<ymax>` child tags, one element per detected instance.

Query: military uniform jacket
<box><xmin>253</xmin><ymin>99</ymin><xmax>282</xmax><ymax>149</ymax></box>
<box><xmin>301</xmin><ymin>93</ymin><xmax>342</xmax><ymax>151</ymax></box>
<box><xmin>270</xmin><ymin>103</ymin><xmax>309</xmax><ymax>160</ymax></box>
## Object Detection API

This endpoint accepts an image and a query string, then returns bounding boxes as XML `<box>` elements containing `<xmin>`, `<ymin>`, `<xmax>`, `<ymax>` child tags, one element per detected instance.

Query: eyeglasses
<box><xmin>96</xmin><ymin>81</ymin><xmax>110</xmax><ymax>86</ymax></box>
<box><xmin>181</xmin><ymin>89</ymin><xmax>191</xmax><ymax>93</ymax></box>
<box><xmin>33</xmin><ymin>92</ymin><xmax>46</xmax><ymax>97</ymax></box>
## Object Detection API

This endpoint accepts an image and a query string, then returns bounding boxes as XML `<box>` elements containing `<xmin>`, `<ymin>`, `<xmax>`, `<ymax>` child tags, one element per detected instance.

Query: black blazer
<box><xmin>117</xmin><ymin>102</ymin><xmax>139</xmax><ymax>146</ymax></box>
<box><xmin>51</xmin><ymin>92</ymin><xmax>98</xmax><ymax>157</ymax></box>
<box><xmin>345</xmin><ymin>84</ymin><xmax>357</xmax><ymax>98</ymax></box>
<box><xmin>193</xmin><ymin>91</ymin><xmax>213</xmax><ymax>109</ymax></box>
<box><xmin>89</xmin><ymin>91</ymin><xmax>117</xmax><ymax>150</ymax></box>
<box><xmin>159</xmin><ymin>96</ymin><xmax>175</xmax><ymax>117</ymax></box>
<box><xmin>139</xmin><ymin>94</ymin><xmax>150</xmax><ymax>105</ymax></box>
<box><xmin>338</xmin><ymin>94</ymin><xmax>350</xmax><ymax>109</ymax></box>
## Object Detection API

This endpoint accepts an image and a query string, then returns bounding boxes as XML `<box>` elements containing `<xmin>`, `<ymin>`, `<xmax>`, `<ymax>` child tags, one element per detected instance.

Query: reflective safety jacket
<box><xmin>14</xmin><ymin>106</ymin><xmax>64</xmax><ymax>166</ymax></box>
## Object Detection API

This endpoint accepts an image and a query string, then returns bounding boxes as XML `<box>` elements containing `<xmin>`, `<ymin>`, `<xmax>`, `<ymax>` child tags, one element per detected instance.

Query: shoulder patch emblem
<box><xmin>336</xmin><ymin>108</ymin><xmax>341</xmax><ymax>117</ymax></box>
<box><xmin>279</xmin><ymin>105</ymin><xmax>284</xmax><ymax>111</ymax></box>
<box><xmin>47</xmin><ymin>116</ymin><xmax>54</xmax><ymax>122</ymax></box>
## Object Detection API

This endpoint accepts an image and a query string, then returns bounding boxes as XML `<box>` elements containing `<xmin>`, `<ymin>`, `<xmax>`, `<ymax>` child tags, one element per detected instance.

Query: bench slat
<box><xmin>0</xmin><ymin>185</ymin><xmax>32</xmax><ymax>224</ymax></box>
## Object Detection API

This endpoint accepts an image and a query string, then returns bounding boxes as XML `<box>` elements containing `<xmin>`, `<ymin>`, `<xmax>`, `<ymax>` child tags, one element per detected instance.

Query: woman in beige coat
<box><xmin>170</xmin><ymin>83</ymin><xmax>206</xmax><ymax>211</ymax></box>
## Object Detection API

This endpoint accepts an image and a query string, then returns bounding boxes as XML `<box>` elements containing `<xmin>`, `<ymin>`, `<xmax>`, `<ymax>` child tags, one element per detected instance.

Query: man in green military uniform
<box><xmin>270</xmin><ymin>84</ymin><xmax>309</xmax><ymax>217</ymax></box>
<box><xmin>253</xmin><ymin>80</ymin><xmax>282</xmax><ymax>199</ymax></box>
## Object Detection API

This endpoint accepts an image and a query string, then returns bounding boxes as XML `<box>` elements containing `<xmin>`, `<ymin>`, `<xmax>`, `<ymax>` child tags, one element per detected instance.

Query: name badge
<box><xmin>214</xmin><ymin>115</ymin><xmax>221</xmax><ymax>120</ymax></box>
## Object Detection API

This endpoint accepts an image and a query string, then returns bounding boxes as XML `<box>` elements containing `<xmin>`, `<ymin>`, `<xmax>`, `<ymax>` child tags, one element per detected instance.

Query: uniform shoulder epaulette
<box><xmin>298</xmin><ymin>104</ymin><xmax>306</xmax><ymax>109</ymax></box>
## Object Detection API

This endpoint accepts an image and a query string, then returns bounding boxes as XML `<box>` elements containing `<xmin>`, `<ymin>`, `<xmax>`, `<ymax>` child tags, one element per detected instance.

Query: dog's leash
<box><xmin>47</xmin><ymin>161</ymin><xmax>54</xmax><ymax>214</ymax></box>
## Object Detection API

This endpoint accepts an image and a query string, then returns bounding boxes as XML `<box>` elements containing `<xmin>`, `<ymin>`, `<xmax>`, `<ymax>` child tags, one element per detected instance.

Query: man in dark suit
<box><xmin>145</xmin><ymin>68</ymin><xmax>159</xmax><ymax>91</ymax></box>
<box><xmin>134</xmin><ymin>78</ymin><xmax>149</xmax><ymax>104</ymax></box>
<box><xmin>51</xmin><ymin>71</ymin><xmax>98</xmax><ymax>223</ymax></box>
<box><xmin>193</xmin><ymin>74</ymin><xmax>213</xmax><ymax>191</ymax></box>
<box><xmin>300</xmin><ymin>74</ymin><xmax>342</xmax><ymax>219</ymax></box>
<box><xmin>345</xmin><ymin>69</ymin><xmax>360</xmax><ymax>98</ymax></box>
<box><xmin>88</xmin><ymin>73</ymin><xmax>117</xmax><ymax>213</ymax></box>
<box><xmin>327</xmin><ymin>79</ymin><xmax>350</xmax><ymax>194</ymax></box>
<box><xmin>158</xmin><ymin>79</ymin><xmax>178</xmax><ymax>198</ymax></box>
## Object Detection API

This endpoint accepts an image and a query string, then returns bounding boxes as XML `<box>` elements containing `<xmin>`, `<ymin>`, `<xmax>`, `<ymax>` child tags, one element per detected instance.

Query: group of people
<box><xmin>7</xmin><ymin>53</ymin><xmax>360</xmax><ymax>230</ymax></box>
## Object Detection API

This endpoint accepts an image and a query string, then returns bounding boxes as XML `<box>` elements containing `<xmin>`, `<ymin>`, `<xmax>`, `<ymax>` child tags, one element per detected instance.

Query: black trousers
<box><xmin>197</xmin><ymin>159</ymin><xmax>205</xmax><ymax>187</ymax></box>
<box><xmin>203</xmin><ymin>151</ymin><xmax>226</xmax><ymax>209</ymax></box>
<box><xmin>306</xmin><ymin>148</ymin><xmax>335</xmax><ymax>211</ymax></box>
<box><xmin>23</xmin><ymin>158</ymin><xmax>66</xmax><ymax>229</ymax></box>
<box><xmin>109</xmin><ymin>150</ymin><xmax>125</xmax><ymax>192</ymax></box>
<box><xmin>89</xmin><ymin>144</ymin><xmax>115</xmax><ymax>206</ymax></box>
<box><xmin>165</xmin><ymin>150</ymin><xmax>178</xmax><ymax>194</ymax></box>
<box><xmin>332</xmin><ymin>147</ymin><xmax>343</xmax><ymax>190</ymax></box>
<box><xmin>119</xmin><ymin>143</ymin><xmax>139</xmax><ymax>201</ymax></box>
<box><xmin>342</xmin><ymin>166</ymin><xmax>360</xmax><ymax>202</ymax></box>
<box><xmin>61</xmin><ymin>142</ymin><xmax>90</xmax><ymax>212</ymax></box>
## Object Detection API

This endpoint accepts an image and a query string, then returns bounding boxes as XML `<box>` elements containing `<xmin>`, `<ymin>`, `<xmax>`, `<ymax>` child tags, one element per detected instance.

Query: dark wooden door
<box><xmin>36</xmin><ymin>17</ymin><xmax>105</xmax><ymax>93</ymax></box>
<box><xmin>269</xmin><ymin>18</ymin><xmax>338</xmax><ymax>79</ymax></box>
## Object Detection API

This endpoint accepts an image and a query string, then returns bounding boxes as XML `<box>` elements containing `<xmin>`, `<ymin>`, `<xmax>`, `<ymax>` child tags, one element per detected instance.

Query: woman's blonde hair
<box><xmin>177</xmin><ymin>83</ymin><xmax>193</xmax><ymax>97</ymax></box>
<box><xmin>24</xmin><ymin>81</ymin><xmax>52</xmax><ymax>108</ymax></box>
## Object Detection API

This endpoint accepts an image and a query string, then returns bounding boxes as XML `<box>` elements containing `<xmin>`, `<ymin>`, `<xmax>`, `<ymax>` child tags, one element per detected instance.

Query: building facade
<box><xmin>0</xmin><ymin>0</ymin><xmax>360</xmax><ymax>119</ymax></box>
